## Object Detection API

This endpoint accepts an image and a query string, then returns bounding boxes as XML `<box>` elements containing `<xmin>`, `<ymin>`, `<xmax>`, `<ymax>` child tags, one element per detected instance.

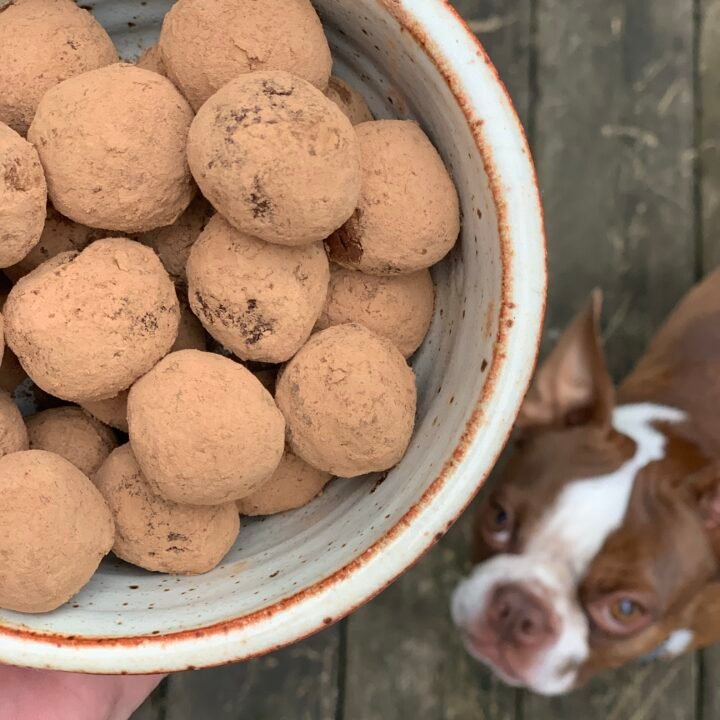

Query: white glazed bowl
<box><xmin>0</xmin><ymin>0</ymin><xmax>546</xmax><ymax>673</ymax></box>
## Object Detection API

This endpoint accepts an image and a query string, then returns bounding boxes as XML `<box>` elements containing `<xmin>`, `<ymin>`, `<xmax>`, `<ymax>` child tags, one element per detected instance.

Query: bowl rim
<box><xmin>0</xmin><ymin>0</ymin><xmax>547</xmax><ymax>673</ymax></box>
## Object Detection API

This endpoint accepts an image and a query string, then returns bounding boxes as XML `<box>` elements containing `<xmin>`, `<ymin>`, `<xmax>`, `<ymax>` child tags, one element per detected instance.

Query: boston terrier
<box><xmin>452</xmin><ymin>270</ymin><xmax>720</xmax><ymax>695</ymax></box>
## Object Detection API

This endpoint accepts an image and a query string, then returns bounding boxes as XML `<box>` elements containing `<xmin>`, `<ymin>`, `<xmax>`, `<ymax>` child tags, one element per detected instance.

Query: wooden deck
<box><xmin>134</xmin><ymin>0</ymin><xmax>720</xmax><ymax>717</ymax></box>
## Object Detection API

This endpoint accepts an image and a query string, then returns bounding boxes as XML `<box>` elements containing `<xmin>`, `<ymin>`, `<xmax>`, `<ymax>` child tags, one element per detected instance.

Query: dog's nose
<box><xmin>487</xmin><ymin>584</ymin><xmax>554</xmax><ymax>647</ymax></box>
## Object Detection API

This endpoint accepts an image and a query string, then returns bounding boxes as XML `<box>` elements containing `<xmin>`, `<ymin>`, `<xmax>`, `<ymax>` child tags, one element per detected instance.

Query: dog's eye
<box><xmin>587</xmin><ymin>592</ymin><xmax>653</xmax><ymax>636</ymax></box>
<box><xmin>481</xmin><ymin>499</ymin><xmax>514</xmax><ymax>549</ymax></box>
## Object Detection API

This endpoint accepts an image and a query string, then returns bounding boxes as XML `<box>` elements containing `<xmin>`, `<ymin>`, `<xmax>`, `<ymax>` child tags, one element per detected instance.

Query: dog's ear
<box><xmin>516</xmin><ymin>290</ymin><xmax>615</xmax><ymax>432</ymax></box>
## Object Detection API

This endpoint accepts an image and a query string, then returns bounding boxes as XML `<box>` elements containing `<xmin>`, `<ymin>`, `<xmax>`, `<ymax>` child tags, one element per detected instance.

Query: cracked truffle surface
<box><xmin>159</xmin><ymin>0</ymin><xmax>331</xmax><ymax>111</ymax></box>
<box><xmin>276</xmin><ymin>323</ymin><xmax>417</xmax><ymax>477</ymax></box>
<box><xmin>317</xmin><ymin>266</ymin><xmax>434</xmax><ymax>358</ymax></box>
<box><xmin>0</xmin><ymin>121</ymin><xmax>46</xmax><ymax>268</ymax></box>
<box><xmin>28</xmin><ymin>64</ymin><xmax>195</xmax><ymax>233</ymax></box>
<box><xmin>0</xmin><ymin>0</ymin><xmax>118</xmax><ymax>135</ymax></box>
<box><xmin>187</xmin><ymin>214</ymin><xmax>329</xmax><ymax>363</ymax></box>
<box><xmin>0</xmin><ymin>449</ymin><xmax>114</xmax><ymax>613</ymax></box>
<box><xmin>95</xmin><ymin>444</ymin><xmax>239</xmax><ymax>575</ymax></box>
<box><xmin>4</xmin><ymin>238</ymin><xmax>180</xmax><ymax>403</ymax></box>
<box><xmin>326</xmin><ymin>120</ymin><xmax>460</xmax><ymax>275</ymax></box>
<box><xmin>27</xmin><ymin>406</ymin><xmax>117</xmax><ymax>477</ymax></box>
<box><xmin>128</xmin><ymin>350</ymin><xmax>285</xmax><ymax>505</ymax></box>
<box><xmin>187</xmin><ymin>71</ymin><xmax>360</xmax><ymax>247</ymax></box>
<box><xmin>237</xmin><ymin>449</ymin><xmax>331</xmax><ymax>516</ymax></box>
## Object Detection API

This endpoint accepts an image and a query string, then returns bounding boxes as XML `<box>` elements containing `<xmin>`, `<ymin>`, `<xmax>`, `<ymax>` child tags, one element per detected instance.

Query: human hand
<box><xmin>0</xmin><ymin>664</ymin><xmax>164</xmax><ymax>720</ymax></box>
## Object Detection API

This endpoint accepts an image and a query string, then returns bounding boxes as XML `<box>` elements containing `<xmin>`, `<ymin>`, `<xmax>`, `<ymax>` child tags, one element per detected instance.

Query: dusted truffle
<box><xmin>136</xmin><ymin>44</ymin><xmax>167</xmax><ymax>76</ymax></box>
<box><xmin>0</xmin><ymin>0</ymin><xmax>117</xmax><ymax>135</ymax></box>
<box><xmin>317</xmin><ymin>267</ymin><xmax>434</xmax><ymax>358</ymax></box>
<box><xmin>0</xmin><ymin>389</ymin><xmax>29</xmax><ymax>457</ymax></box>
<box><xmin>137</xmin><ymin>197</ymin><xmax>212</xmax><ymax>288</ymax></box>
<box><xmin>95</xmin><ymin>444</ymin><xmax>239</xmax><ymax>575</ymax></box>
<box><xmin>173</xmin><ymin>302</ymin><xmax>207</xmax><ymax>352</ymax></box>
<box><xmin>81</xmin><ymin>390</ymin><xmax>129</xmax><ymax>433</ymax></box>
<box><xmin>4</xmin><ymin>206</ymin><xmax>103</xmax><ymax>283</ymax></box>
<box><xmin>327</xmin><ymin>120</ymin><xmax>460</xmax><ymax>274</ymax></box>
<box><xmin>0</xmin><ymin>122</ymin><xmax>46</xmax><ymax>268</ymax></box>
<box><xmin>326</xmin><ymin>76</ymin><xmax>373</xmax><ymax>125</ymax></box>
<box><xmin>0</xmin><ymin>450</ymin><xmax>114</xmax><ymax>613</ymax></box>
<box><xmin>187</xmin><ymin>71</ymin><xmax>360</xmax><ymax>247</ymax></box>
<box><xmin>28</xmin><ymin>64</ymin><xmax>195</xmax><ymax>233</ymax></box>
<box><xmin>237</xmin><ymin>450</ymin><xmax>331</xmax><ymax>516</ymax></box>
<box><xmin>159</xmin><ymin>0</ymin><xmax>332</xmax><ymax>111</ymax></box>
<box><xmin>27</xmin><ymin>407</ymin><xmax>116</xmax><ymax>477</ymax></box>
<box><xmin>5</xmin><ymin>238</ymin><xmax>180</xmax><ymax>403</ymax></box>
<box><xmin>276</xmin><ymin>324</ymin><xmax>417</xmax><ymax>477</ymax></box>
<box><xmin>128</xmin><ymin>350</ymin><xmax>285</xmax><ymax>505</ymax></box>
<box><xmin>187</xmin><ymin>214</ymin><xmax>329</xmax><ymax>363</ymax></box>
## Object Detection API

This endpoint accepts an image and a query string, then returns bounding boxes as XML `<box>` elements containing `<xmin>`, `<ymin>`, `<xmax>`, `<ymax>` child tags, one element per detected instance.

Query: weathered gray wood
<box><xmin>163</xmin><ymin>628</ymin><xmax>339</xmax><ymax>720</ymax></box>
<box><xmin>698</xmin><ymin>0</ymin><xmax>720</xmax><ymax>715</ymax></box>
<box><xmin>341</xmin><ymin>2</ymin><xmax>531</xmax><ymax>719</ymax></box>
<box><xmin>525</xmin><ymin>0</ymin><xmax>697</xmax><ymax>715</ymax></box>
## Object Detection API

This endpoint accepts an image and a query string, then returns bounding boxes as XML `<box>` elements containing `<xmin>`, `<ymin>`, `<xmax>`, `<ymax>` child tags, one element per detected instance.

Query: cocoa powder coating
<box><xmin>0</xmin><ymin>388</ymin><xmax>29</xmax><ymax>457</ymax></box>
<box><xmin>326</xmin><ymin>120</ymin><xmax>460</xmax><ymax>275</ymax></box>
<box><xmin>136</xmin><ymin>44</ymin><xmax>167</xmax><ymax>76</ymax></box>
<box><xmin>187</xmin><ymin>214</ymin><xmax>329</xmax><ymax>363</ymax></box>
<box><xmin>187</xmin><ymin>71</ymin><xmax>361</xmax><ymax>247</ymax></box>
<box><xmin>28</xmin><ymin>64</ymin><xmax>196</xmax><ymax>233</ymax></box>
<box><xmin>0</xmin><ymin>0</ymin><xmax>118</xmax><ymax>135</ymax></box>
<box><xmin>94</xmin><ymin>444</ymin><xmax>239</xmax><ymax>575</ymax></box>
<box><xmin>27</xmin><ymin>406</ymin><xmax>117</xmax><ymax>477</ymax></box>
<box><xmin>159</xmin><ymin>0</ymin><xmax>332</xmax><ymax>110</ymax></box>
<box><xmin>0</xmin><ymin>449</ymin><xmax>114</xmax><ymax>613</ymax></box>
<box><xmin>0</xmin><ymin>121</ymin><xmax>47</xmax><ymax>268</ymax></box>
<box><xmin>317</xmin><ymin>266</ymin><xmax>435</xmax><ymax>358</ymax></box>
<box><xmin>326</xmin><ymin>76</ymin><xmax>374</xmax><ymax>125</ymax></box>
<box><xmin>276</xmin><ymin>323</ymin><xmax>417</xmax><ymax>477</ymax></box>
<box><xmin>81</xmin><ymin>390</ymin><xmax>129</xmax><ymax>433</ymax></box>
<box><xmin>237</xmin><ymin>449</ymin><xmax>331</xmax><ymax>516</ymax></box>
<box><xmin>4</xmin><ymin>238</ymin><xmax>180</xmax><ymax>403</ymax></box>
<box><xmin>128</xmin><ymin>350</ymin><xmax>286</xmax><ymax>505</ymax></box>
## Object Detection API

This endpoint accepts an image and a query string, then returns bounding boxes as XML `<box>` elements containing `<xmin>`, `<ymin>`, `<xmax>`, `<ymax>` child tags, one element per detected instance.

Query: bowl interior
<box><xmin>0</xmin><ymin>1</ymin><xmax>508</xmax><ymax>646</ymax></box>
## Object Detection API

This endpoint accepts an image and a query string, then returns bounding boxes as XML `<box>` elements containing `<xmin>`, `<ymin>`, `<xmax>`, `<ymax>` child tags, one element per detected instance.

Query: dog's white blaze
<box><xmin>661</xmin><ymin>629</ymin><xmax>695</xmax><ymax>658</ymax></box>
<box><xmin>452</xmin><ymin>402</ymin><xmax>687</xmax><ymax>696</ymax></box>
<box><xmin>527</xmin><ymin>403</ymin><xmax>687</xmax><ymax>578</ymax></box>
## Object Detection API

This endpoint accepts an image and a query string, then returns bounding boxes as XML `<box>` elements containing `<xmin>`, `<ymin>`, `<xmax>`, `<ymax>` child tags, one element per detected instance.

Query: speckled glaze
<box><xmin>0</xmin><ymin>0</ymin><xmax>546</xmax><ymax>673</ymax></box>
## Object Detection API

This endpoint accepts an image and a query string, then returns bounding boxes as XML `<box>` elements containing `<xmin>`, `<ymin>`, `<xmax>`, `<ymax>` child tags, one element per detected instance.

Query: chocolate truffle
<box><xmin>4</xmin><ymin>206</ymin><xmax>103</xmax><ymax>283</ymax></box>
<box><xmin>317</xmin><ymin>267</ymin><xmax>434</xmax><ymax>358</ymax></box>
<box><xmin>128</xmin><ymin>350</ymin><xmax>285</xmax><ymax>505</ymax></box>
<box><xmin>0</xmin><ymin>388</ymin><xmax>29</xmax><ymax>457</ymax></box>
<box><xmin>4</xmin><ymin>238</ymin><xmax>180</xmax><ymax>403</ymax></box>
<box><xmin>28</xmin><ymin>64</ymin><xmax>195</xmax><ymax>233</ymax></box>
<box><xmin>276</xmin><ymin>324</ymin><xmax>417</xmax><ymax>477</ymax></box>
<box><xmin>187</xmin><ymin>214</ymin><xmax>329</xmax><ymax>363</ymax></box>
<box><xmin>187</xmin><ymin>71</ymin><xmax>360</xmax><ymax>247</ymax></box>
<box><xmin>172</xmin><ymin>302</ymin><xmax>207</xmax><ymax>352</ymax></box>
<box><xmin>0</xmin><ymin>449</ymin><xmax>114</xmax><ymax>613</ymax></box>
<box><xmin>137</xmin><ymin>197</ymin><xmax>212</xmax><ymax>289</ymax></box>
<box><xmin>327</xmin><ymin>120</ymin><xmax>460</xmax><ymax>274</ymax></box>
<box><xmin>237</xmin><ymin>450</ymin><xmax>331</xmax><ymax>516</ymax></box>
<box><xmin>0</xmin><ymin>0</ymin><xmax>118</xmax><ymax>135</ymax></box>
<box><xmin>326</xmin><ymin>76</ymin><xmax>374</xmax><ymax>125</ymax></box>
<box><xmin>94</xmin><ymin>444</ymin><xmax>239</xmax><ymax>575</ymax></box>
<box><xmin>0</xmin><ymin>122</ymin><xmax>46</xmax><ymax>268</ymax></box>
<box><xmin>159</xmin><ymin>0</ymin><xmax>332</xmax><ymax>111</ymax></box>
<box><xmin>136</xmin><ymin>44</ymin><xmax>166</xmax><ymax>76</ymax></box>
<box><xmin>80</xmin><ymin>390</ymin><xmax>129</xmax><ymax>433</ymax></box>
<box><xmin>27</xmin><ymin>407</ymin><xmax>116</xmax><ymax>477</ymax></box>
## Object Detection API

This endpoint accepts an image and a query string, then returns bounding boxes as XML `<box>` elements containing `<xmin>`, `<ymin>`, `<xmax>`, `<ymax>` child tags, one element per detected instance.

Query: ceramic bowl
<box><xmin>0</xmin><ymin>0</ymin><xmax>546</xmax><ymax>672</ymax></box>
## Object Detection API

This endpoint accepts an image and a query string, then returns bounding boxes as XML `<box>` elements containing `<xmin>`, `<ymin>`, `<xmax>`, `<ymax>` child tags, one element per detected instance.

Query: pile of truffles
<box><xmin>0</xmin><ymin>0</ymin><xmax>460</xmax><ymax>615</ymax></box>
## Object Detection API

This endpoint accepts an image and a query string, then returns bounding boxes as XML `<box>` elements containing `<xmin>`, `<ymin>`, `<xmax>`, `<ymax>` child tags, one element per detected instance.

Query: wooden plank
<box><xmin>698</xmin><ymin>0</ymin><xmax>720</xmax><ymax>715</ymax></box>
<box><xmin>341</xmin><ymin>2</ymin><xmax>531</xmax><ymax>719</ymax></box>
<box><xmin>163</xmin><ymin>628</ymin><xmax>339</xmax><ymax>720</ymax></box>
<box><xmin>525</xmin><ymin>0</ymin><xmax>697</xmax><ymax>715</ymax></box>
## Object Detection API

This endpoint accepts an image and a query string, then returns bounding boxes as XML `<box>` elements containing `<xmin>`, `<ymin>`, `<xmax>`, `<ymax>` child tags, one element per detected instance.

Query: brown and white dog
<box><xmin>452</xmin><ymin>270</ymin><xmax>720</xmax><ymax>695</ymax></box>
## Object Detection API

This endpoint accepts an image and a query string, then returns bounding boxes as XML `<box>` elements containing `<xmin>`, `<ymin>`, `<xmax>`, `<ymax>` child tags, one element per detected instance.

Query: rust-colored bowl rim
<box><xmin>0</xmin><ymin>0</ymin><xmax>547</xmax><ymax>673</ymax></box>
